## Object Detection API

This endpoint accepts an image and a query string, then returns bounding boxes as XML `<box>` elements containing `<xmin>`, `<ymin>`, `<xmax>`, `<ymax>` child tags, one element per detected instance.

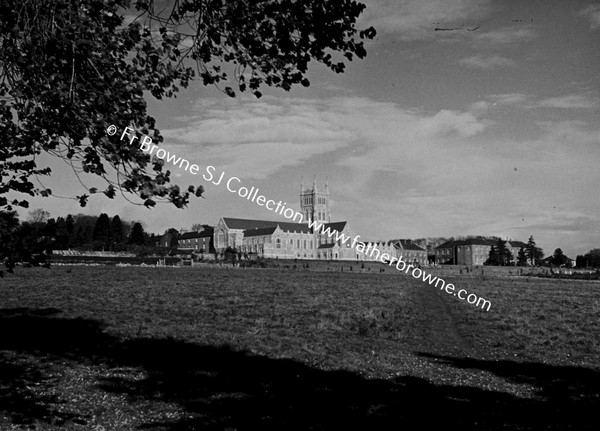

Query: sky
<box><xmin>15</xmin><ymin>0</ymin><xmax>600</xmax><ymax>258</ymax></box>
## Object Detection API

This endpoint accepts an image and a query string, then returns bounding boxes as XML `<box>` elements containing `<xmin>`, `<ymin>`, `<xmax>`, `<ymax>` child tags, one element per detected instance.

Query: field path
<box><xmin>409</xmin><ymin>281</ymin><xmax>474</xmax><ymax>357</ymax></box>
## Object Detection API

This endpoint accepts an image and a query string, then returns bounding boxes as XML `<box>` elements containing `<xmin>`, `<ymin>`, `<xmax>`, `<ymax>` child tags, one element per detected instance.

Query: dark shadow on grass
<box><xmin>0</xmin><ymin>307</ymin><xmax>599</xmax><ymax>430</ymax></box>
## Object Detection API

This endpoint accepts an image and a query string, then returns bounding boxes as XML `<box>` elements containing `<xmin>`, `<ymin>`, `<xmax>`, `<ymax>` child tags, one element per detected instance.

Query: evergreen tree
<box><xmin>495</xmin><ymin>239</ymin><xmax>513</xmax><ymax>266</ymax></box>
<box><xmin>517</xmin><ymin>247</ymin><xmax>528</xmax><ymax>266</ymax></box>
<box><xmin>525</xmin><ymin>235</ymin><xmax>544</xmax><ymax>266</ymax></box>
<box><xmin>502</xmin><ymin>241</ymin><xmax>514</xmax><ymax>266</ymax></box>
<box><xmin>163</xmin><ymin>228</ymin><xmax>180</xmax><ymax>248</ymax></box>
<box><xmin>129</xmin><ymin>223</ymin><xmax>145</xmax><ymax>245</ymax></box>
<box><xmin>54</xmin><ymin>216</ymin><xmax>69</xmax><ymax>249</ymax></box>
<box><xmin>485</xmin><ymin>246</ymin><xmax>498</xmax><ymax>265</ymax></box>
<box><xmin>485</xmin><ymin>240</ymin><xmax>513</xmax><ymax>266</ymax></box>
<box><xmin>42</xmin><ymin>218</ymin><xmax>58</xmax><ymax>242</ymax></box>
<box><xmin>65</xmin><ymin>214</ymin><xmax>75</xmax><ymax>246</ymax></box>
<box><xmin>72</xmin><ymin>214</ymin><xmax>99</xmax><ymax>246</ymax></box>
<box><xmin>93</xmin><ymin>213</ymin><xmax>111</xmax><ymax>248</ymax></box>
<box><xmin>583</xmin><ymin>249</ymin><xmax>600</xmax><ymax>268</ymax></box>
<box><xmin>83</xmin><ymin>226</ymin><xmax>93</xmax><ymax>245</ymax></box>
<box><xmin>74</xmin><ymin>227</ymin><xmax>85</xmax><ymax>246</ymax></box>
<box><xmin>110</xmin><ymin>215</ymin><xmax>124</xmax><ymax>246</ymax></box>
<box><xmin>496</xmin><ymin>240</ymin><xmax>507</xmax><ymax>266</ymax></box>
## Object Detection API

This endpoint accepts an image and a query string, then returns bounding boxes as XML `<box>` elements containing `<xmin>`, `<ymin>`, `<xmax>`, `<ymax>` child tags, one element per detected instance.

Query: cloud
<box><xmin>488</xmin><ymin>93</ymin><xmax>529</xmax><ymax>105</ymax></box>
<box><xmin>360</xmin><ymin>0</ymin><xmax>492</xmax><ymax>40</ymax></box>
<box><xmin>514</xmin><ymin>213</ymin><xmax>600</xmax><ymax>234</ymax></box>
<box><xmin>532</xmin><ymin>95</ymin><xmax>598</xmax><ymax>109</ymax></box>
<box><xmin>161</xmin><ymin>96</ymin><xmax>487</xmax><ymax>180</ymax></box>
<box><xmin>469</xmin><ymin>94</ymin><xmax>529</xmax><ymax>113</ymax></box>
<box><xmin>472</xmin><ymin>94</ymin><xmax>597</xmax><ymax>112</ymax></box>
<box><xmin>579</xmin><ymin>4</ymin><xmax>600</xmax><ymax>30</ymax></box>
<box><xmin>161</xmin><ymin>97</ymin><xmax>355</xmax><ymax>179</ymax></box>
<box><xmin>458</xmin><ymin>55</ymin><xmax>517</xmax><ymax>69</ymax></box>
<box><xmin>473</xmin><ymin>26</ymin><xmax>537</xmax><ymax>45</ymax></box>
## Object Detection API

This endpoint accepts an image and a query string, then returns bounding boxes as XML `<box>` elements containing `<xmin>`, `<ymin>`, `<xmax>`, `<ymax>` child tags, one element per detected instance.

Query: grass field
<box><xmin>1</xmin><ymin>266</ymin><xmax>599</xmax><ymax>430</ymax></box>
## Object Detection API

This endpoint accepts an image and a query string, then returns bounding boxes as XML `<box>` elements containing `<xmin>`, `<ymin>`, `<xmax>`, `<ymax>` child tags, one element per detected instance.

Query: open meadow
<box><xmin>1</xmin><ymin>266</ymin><xmax>599</xmax><ymax>430</ymax></box>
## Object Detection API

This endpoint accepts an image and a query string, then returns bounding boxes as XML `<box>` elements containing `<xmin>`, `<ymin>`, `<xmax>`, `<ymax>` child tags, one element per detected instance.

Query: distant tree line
<box><xmin>25</xmin><ymin>211</ymin><xmax>153</xmax><ymax>251</ymax></box>
<box><xmin>575</xmin><ymin>249</ymin><xmax>600</xmax><ymax>269</ymax></box>
<box><xmin>0</xmin><ymin>208</ymin><xmax>218</xmax><ymax>271</ymax></box>
<box><xmin>484</xmin><ymin>236</ymin><xmax>544</xmax><ymax>267</ymax></box>
<box><xmin>484</xmin><ymin>239</ymin><xmax>514</xmax><ymax>266</ymax></box>
<box><xmin>0</xmin><ymin>209</ymin><xmax>165</xmax><ymax>271</ymax></box>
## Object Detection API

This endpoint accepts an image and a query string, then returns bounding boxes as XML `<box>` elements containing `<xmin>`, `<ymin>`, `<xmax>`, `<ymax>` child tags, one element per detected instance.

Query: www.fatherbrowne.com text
<box><xmin>116</xmin><ymin>126</ymin><xmax>492</xmax><ymax>311</ymax></box>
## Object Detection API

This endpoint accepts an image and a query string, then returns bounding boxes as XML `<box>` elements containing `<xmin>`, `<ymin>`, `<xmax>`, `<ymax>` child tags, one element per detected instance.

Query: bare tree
<box><xmin>27</xmin><ymin>209</ymin><xmax>50</xmax><ymax>224</ymax></box>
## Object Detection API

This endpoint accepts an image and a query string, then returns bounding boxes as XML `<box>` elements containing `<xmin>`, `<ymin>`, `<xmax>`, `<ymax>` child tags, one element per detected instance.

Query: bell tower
<box><xmin>300</xmin><ymin>176</ymin><xmax>330</xmax><ymax>223</ymax></box>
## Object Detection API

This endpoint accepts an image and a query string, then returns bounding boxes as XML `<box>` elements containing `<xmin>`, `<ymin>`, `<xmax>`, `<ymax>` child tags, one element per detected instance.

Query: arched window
<box><xmin>276</xmin><ymin>238</ymin><xmax>281</xmax><ymax>249</ymax></box>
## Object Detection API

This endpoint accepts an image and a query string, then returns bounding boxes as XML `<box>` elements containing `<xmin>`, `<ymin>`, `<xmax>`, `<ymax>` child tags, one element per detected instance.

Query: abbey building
<box><xmin>213</xmin><ymin>177</ymin><xmax>427</xmax><ymax>264</ymax></box>
<box><xmin>215</xmin><ymin>178</ymin><xmax>355</xmax><ymax>260</ymax></box>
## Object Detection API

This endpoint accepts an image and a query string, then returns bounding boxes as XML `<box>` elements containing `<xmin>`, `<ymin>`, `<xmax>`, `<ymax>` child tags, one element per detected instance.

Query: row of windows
<box><xmin>241</xmin><ymin>244</ymin><xmax>264</xmax><ymax>253</ymax></box>
<box><xmin>181</xmin><ymin>238</ymin><xmax>209</xmax><ymax>244</ymax></box>
<box><xmin>302</xmin><ymin>196</ymin><xmax>327</xmax><ymax>205</ymax></box>
<box><xmin>302</xmin><ymin>210</ymin><xmax>329</xmax><ymax>221</ymax></box>
<box><xmin>275</xmin><ymin>238</ymin><xmax>314</xmax><ymax>249</ymax></box>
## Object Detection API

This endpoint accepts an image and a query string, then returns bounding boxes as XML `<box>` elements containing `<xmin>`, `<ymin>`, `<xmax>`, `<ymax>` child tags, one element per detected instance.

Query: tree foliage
<box><xmin>550</xmin><ymin>248</ymin><xmax>568</xmax><ymax>267</ymax></box>
<box><xmin>484</xmin><ymin>239</ymin><xmax>513</xmax><ymax>266</ymax></box>
<box><xmin>111</xmin><ymin>215</ymin><xmax>125</xmax><ymax>245</ymax></box>
<box><xmin>0</xmin><ymin>0</ymin><xmax>375</xmax><ymax>211</ymax></box>
<box><xmin>0</xmin><ymin>211</ymin><xmax>53</xmax><ymax>271</ymax></box>
<box><xmin>27</xmin><ymin>208</ymin><xmax>51</xmax><ymax>224</ymax></box>
<box><xmin>129</xmin><ymin>222</ymin><xmax>146</xmax><ymax>245</ymax></box>
<box><xmin>93</xmin><ymin>213</ymin><xmax>111</xmax><ymax>247</ymax></box>
<box><xmin>517</xmin><ymin>247</ymin><xmax>528</xmax><ymax>266</ymax></box>
<box><xmin>525</xmin><ymin>235</ymin><xmax>544</xmax><ymax>266</ymax></box>
<box><xmin>576</xmin><ymin>248</ymin><xmax>600</xmax><ymax>268</ymax></box>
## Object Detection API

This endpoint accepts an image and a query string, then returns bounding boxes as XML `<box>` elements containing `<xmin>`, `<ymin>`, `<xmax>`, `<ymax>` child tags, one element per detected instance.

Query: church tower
<box><xmin>300</xmin><ymin>176</ymin><xmax>330</xmax><ymax>223</ymax></box>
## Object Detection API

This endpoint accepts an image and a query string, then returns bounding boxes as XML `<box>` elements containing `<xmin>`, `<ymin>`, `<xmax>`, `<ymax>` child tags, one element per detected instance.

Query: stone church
<box><xmin>214</xmin><ymin>177</ymin><xmax>359</xmax><ymax>260</ymax></box>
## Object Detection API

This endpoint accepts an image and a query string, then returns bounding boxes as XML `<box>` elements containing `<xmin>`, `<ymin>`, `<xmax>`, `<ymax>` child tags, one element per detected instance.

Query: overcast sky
<box><xmin>19</xmin><ymin>0</ymin><xmax>600</xmax><ymax>257</ymax></box>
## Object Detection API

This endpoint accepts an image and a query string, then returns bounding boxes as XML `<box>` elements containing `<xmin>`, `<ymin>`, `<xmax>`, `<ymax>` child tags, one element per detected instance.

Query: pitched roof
<box><xmin>318</xmin><ymin>243</ymin><xmax>336</xmax><ymax>249</ymax></box>
<box><xmin>395</xmin><ymin>239</ymin><xmax>426</xmax><ymax>251</ymax></box>
<box><xmin>243</xmin><ymin>227</ymin><xmax>277</xmax><ymax>237</ymax></box>
<box><xmin>179</xmin><ymin>231</ymin><xmax>212</xmax><ymax>240</ymax></box>
<box><xmin>275</xmin><ymin>222</ymin><xmax>312</xmax><ymax>234</ymax></box>
<box><xmin>454</xmin><ymin>238</ymin><xmax>496</xmax><ymax>246</ymax></box>
<box><xmin>436</xmin><ymin>238</ymin><xmax>501</xmax><ymax>249</ymax></box>
<box><xmin>509</xmin><ymin>241</ymin><xmax>527</xmax><ymax>248</ymax></box>
<box><xmin>221</xmin><ymin>217</ymin><xmax>314</xmax><ymax>234</ymax></box>
<box><xmin>222</xmin><ymin>217</ymin><xmax>282</xmax><ymax>230</ymax></box>
<box><xmin>436</xmin><ymin>240</ymin><xmax>456</xmax><ymax>249</ymax></box>
<box><xmin>323</xmin><ymin>221</ymin><xmax>347</xmax><ymax>233</ymax></box>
